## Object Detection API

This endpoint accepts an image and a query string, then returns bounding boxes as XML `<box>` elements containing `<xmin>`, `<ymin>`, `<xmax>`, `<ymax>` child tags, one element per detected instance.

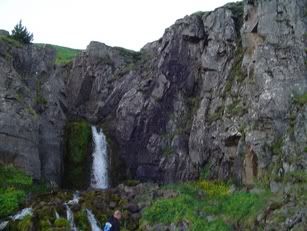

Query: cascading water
<box><xmin>91</xmin><ymin>126</ymin><xmax>108</xmax><ymax>189</ymax></box>
<box><xmin>55</xmin><ymin>211</ymin><xmax>60</xmax><ymax>219</ymax></box>
<box><xmin>67</xmin><ymin>191</ymin><xmax>80</xmax><ymax>205</ymax></box>
<box><xmin>0</xmin><ymin>221</ymin><xmax>8</xmax><ymax>230</ymax></box>
<box><xmin>64</xmin><ymin>191</ymin><xmax>79</xmax><ymax>231</ymax></box>
<box><xmin>0</xmin><ymin>208</ymin><xmax>33</xmax><ymax>230</ymax></box>
<box><xmin>10</xmin><ymin>208</ymin><xmax>32</xmax><ymax>221</ymax></box>
<box><xmin>65</xmin><ymin>204</ymin><xmax>77</xmax><ymax>231</ymax></box>
<box><xmin>86</xmin><ymin>209</ymin><xmax>101</xmax><ymax>231</ymax></box>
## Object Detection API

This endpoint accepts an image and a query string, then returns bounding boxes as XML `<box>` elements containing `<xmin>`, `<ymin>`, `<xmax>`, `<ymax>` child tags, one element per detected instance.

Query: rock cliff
<box><xmin>0</xmin><ymin>0</ymin><xmax>306</xmax><ymax>187</ymax></box>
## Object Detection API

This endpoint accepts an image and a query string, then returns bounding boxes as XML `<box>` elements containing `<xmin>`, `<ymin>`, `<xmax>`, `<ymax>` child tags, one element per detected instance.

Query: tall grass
<box><xmin>141</xmin><ymin>180</ymin><xmax>271</xmax><ymax>230</ymax></box>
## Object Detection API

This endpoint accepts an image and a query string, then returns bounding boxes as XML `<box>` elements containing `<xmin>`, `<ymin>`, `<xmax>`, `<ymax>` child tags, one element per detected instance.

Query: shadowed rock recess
<box><xmin>0</xmin><ymin>0</ymin><xmax>306</xmax><ymax>188</ymax></box>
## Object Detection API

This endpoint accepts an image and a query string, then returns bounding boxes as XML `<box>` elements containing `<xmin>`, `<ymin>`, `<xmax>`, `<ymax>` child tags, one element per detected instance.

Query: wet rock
<box><xmin>125</xmin><ymin>203</ymin><xmax>139</xmax><ymax>213</ymax></box>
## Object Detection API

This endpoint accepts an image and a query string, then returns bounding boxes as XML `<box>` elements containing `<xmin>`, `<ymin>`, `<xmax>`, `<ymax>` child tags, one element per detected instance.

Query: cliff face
<box><xmin>0</xmin><ymin>0</ymin><xmax>306</xmax><ymax>186</ymax></box>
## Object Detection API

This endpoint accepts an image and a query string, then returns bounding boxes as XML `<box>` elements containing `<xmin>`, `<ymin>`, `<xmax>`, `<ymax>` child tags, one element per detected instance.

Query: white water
<box><xmin>10</xmin><ymin>208</ymin><xmax>32</xmax><ymax>221</ymax></box>
<box><xmin>0</xmin><ymin>221</ymin><xmax>8</xmax><ymax>230</ymax></box>
<box><xmin>86</xmin><ymin>209</ymin><xmax>101</xmax><ymax>231</ymax></box>
<box><xmin>55</xmin><ymin>210</ymin><xmax>60</xmax><ymax>219</ymax></box>
<box><xmin>67</xmin><ymin>191</ymin><xmax>80</xmax><ymax>205</ymax></box>
<box><xmin>0</xmin><ymin>208</ymin><xmax>32</xmax><ymax>230</ymax></box>
<box><xmin>91</xmin><ymin>126</ymin><xmax>108</xmax><ymax>189</ymax></box>
<box><xmin>65</xmin><ymin>204</ymin><xmax>77</xmax><ymax>231</ymax></box>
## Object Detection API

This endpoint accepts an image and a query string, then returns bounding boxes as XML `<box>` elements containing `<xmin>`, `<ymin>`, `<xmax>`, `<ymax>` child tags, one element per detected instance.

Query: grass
<box><xmin>293</xmin><ymin>92</ymin><xmax>307</xmax><ymax>106</ymax></box>
<box><xmin>0</xmin><ymin>35</ymin><xmax>22</xmax><ymax>47</ymax></box>
<box><xmin>52</xmin><ymin>44</ymin><xmax>80</xmax><ymax>64</ymax></box>
<box><xmin>15</xmin><ymin>215</ymin><xmax>33</xmax><ymax>231</ymax></box>
<box><xmin>36</xmin><ymin>43</ymin><xmax>80</xmax><ymax>65</ymax></box>
<box><xmin>0</xmin><ymin>164</ymin><xmax>46</xmax><ymax>219</ymax></box>
<box><xmin>141</xmin><ymin>181</ymin><xmax>271</xmax><ymax>230</ymax></box>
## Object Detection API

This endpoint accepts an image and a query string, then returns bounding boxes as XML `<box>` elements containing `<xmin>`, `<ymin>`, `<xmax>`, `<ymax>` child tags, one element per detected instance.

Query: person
<box><xmin>103</xmin><ymin>210</ymin><xmax>121</xmax><ymax>231</ymax></box>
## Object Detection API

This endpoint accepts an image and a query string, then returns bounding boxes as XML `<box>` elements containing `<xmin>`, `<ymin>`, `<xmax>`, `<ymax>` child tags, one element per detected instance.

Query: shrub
<box><xmin>11</xmin><ymin>20</ymin><xmax>33</xmax><ymax>44</ymax></box>
<box><xmin>0</xmin><ymin>188</ymin><xmax>25</xmax><ymax>218</ymax></box>
<box><xmin>54</xmin><ymin>218</ymin><xmax>70</xmax><ymax>229</ymax></box>
<box><xmin>0</xmin><ymin>164</ymin><xmax>46</xmax><ymax>219</ymax></box>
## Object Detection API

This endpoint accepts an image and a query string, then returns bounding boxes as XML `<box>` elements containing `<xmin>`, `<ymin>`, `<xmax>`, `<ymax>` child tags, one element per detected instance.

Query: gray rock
<box><xmin>270</xmin><ymin>181</ymin><xmax>281</xmax><ymax>193</ymax></box>
<box><xmin>0</xmin><ymin>0</ymin><xmax>306</xmax><ymax>190</ymax></box>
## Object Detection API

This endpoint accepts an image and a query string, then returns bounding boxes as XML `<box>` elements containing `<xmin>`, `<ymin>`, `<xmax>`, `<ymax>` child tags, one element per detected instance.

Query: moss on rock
<box><xmin>63</xmin><ymin>120</ymin><xmax>92</xmax><ymax>189</ymax></box>
<box><xmin>54</xmin><ymin>218</ymin><xmax>70</xmax><ymax>229</ymax></box>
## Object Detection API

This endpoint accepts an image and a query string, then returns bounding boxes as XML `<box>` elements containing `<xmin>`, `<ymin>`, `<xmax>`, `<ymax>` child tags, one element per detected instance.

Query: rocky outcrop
<box><xmin>0</xmin><ymin>41</ymin><xmax>66</xmax><ymax>183</ymax></box>
<box><xmin>0</xmin><ymin>0</ymin><xmax>306</xmax><ymax>186</ymax></box>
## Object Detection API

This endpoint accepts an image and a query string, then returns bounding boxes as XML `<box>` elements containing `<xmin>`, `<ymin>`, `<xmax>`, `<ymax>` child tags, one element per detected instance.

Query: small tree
<box><xmin>11</xmin><ymin>20</ymin><xmax>33</xmax><ymax>44</ymax></box>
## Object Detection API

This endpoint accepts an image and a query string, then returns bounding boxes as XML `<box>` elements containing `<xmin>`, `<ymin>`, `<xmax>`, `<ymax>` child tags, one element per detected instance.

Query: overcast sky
<box><xmin>0</xmin><ymin>0</ymin><xmax>235</xmax><ymax>51</ymax></box>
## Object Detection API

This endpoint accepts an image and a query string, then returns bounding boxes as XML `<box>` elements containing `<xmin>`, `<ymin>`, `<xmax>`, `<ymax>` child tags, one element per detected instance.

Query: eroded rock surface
<box><xmin>0</xmin><ymin>0</ymin><xmax>306</xmax><ymax>187</ymax></box>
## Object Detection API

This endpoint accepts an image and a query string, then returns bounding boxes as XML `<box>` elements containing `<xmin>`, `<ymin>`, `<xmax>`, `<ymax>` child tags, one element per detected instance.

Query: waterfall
<box><xmin>67</xmin><ymin>191</ymin><xmax>80</xmax><ymax>205</ymax></box>
<box><xmin>64</xmin><ymin>191</ymin><xmax>79</xmax><ymax>231</ymax></box>
<box><xmin>0</xmin><ymin>221</ymin><xmax>8</xmax><ymax>230</ymax></box>
<box><xmin>91</xmin><ymin>126</ymin><xmax>108</xmax><ymax>189</ymax></box>
<box><xmin>0</xmin><ymin>208</ymin><xmax>33</xmax><ymax>230</ymax></box>
<box><xmin>86</xmin><ymin>209</ymin><xmax>101</xmax><ymax>231</ymax></box>
<box><xmin>10</xmin><ymin>208</ymin><xmax>32</xmax><ymax>221</ymax></box>
<box><xmin>65</xmin><ymin>204</ymin><xmax>77</xmax><ymax>231</ymax></box>
<box><xmin>55</xmin><ymin>210</ymin><xmax>60</xmax><ymax>219</ymax></box>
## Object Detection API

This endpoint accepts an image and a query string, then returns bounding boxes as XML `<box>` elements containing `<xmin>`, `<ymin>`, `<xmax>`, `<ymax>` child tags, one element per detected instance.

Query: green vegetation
<box><xmin>293</xmin><ymin>92</ymin><xmax>307</xmax><ymax>106</ymax></box>
<box><xmin>64</xmin><ymin>120</ymin><xmax>92</xmax><ymax>189</ymax></box>
<box><xmin>51</xmin><ymin>44</ymin><xmax>80</xmax><ymax>65</ymax></box>
<box><xmin>191</xmin><ymin>11</ymin><xmax>207</xmax><ymax>17</ymax></box>
<box><xmin>16</xmin><ymin>215</ymin><xmax>33</xmax><ymax>231</ymax></box>
<box><xmin>54</xmin><ymin>218</ymin><xmax>70</xmax><ymax>229</ymax></box>
<box><xmin>0</xmin><ymin>35</ymin><xmax>22</xmax><ymax>47</ymax></box>
<box><xmin>141</xmin><ymin>181</ymin><xmax>271</xmax><ymax>230</ymax></box>
<box><xmin>226</xmin><ymin>99</ymin><xmax>248</xmax><ymax>117</ymax></box>
<box><xmin>114</xmin><ymin>46</ymin><xmax>142</xmax><ymax>64</ymax></box>
<box><xmin>11</xmin><ymin>20</ymin><xmax>33</xmax><ymax>44</ymax></box>
<box><xmin>288</xmin><ymin>111</ymin><xmax>296</xmax><ymax>135</ymax></box>
<box><xmin>231</xmin><ymin>46</ymin><xmax>246</xmax><ymax>83</ymax></box>
<box><xmin>223</xmin><ymin>43</ymin><xmax>246</xmax><ymax>98</ymax></box>
<box><xmin>225</xmin><ymin>1</ymin><xmax>244</xmax><ymax>34</ymax></box>
<box><xmin>75</xmin><ymin>210</ymin><xmax>90</xmax><ymax>230</ymax></box>
<box><xmin>208</xmin><ymin>105</ymin><xmax>224</xmax><ymax>122</ymax></box>
<box><xmin>200</xmin><ymin>165</ymin><xmax>210</xmax><ymax>179</ymax></box>
<box><xmin>0</xmin><ymin>164</ymin><xmax>46</xmax><ymax>219</ymax></box>
<box><xmin>271</xmin><ymin>137</ymin><xmax>283</xmax><ymax>155</ymax></box>
<box><xmin>36</xmin><ymin>44</ymin><xmax>81</xmax><ymax>65</ymax></box>
<box><xmin>0</xmin><ymin>188</ymin><xmax>25</xmax><ymax>218</ymax></box>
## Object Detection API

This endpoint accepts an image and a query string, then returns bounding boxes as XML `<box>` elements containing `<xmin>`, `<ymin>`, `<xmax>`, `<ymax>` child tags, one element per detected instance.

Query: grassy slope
<box><xmin>36</xmin><ymin>43</ymin><xmax>81</xmax><ymax>64</ymax></box>
<box><xmin>141</xmin><ymin>180</ymin><xmax>272</xmax><ymax>230</ymax></box>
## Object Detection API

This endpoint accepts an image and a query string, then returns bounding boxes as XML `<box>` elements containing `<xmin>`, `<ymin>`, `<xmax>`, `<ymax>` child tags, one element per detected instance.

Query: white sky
<box><xmin>0</xmin><ymin>0</ymin><xmax>235</xmax><ymax>51</ymax></box>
